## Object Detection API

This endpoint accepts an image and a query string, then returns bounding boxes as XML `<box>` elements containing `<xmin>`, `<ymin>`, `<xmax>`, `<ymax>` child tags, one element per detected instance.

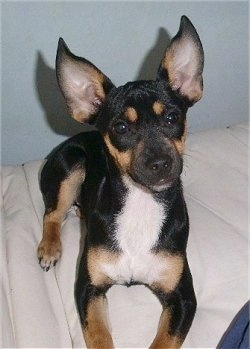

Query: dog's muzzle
<box><xmin>130</xmin><ymin>141</ymin><xmax>183</xmax><ymax>191</ymax></box>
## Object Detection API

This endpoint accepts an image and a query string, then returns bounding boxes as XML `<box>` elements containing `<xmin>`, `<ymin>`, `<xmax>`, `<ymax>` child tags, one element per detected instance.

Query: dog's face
<box><xmin>56</xmin><ymin>16</ymin><xmax>204</xmax><ymax>191</ymax></box>
<box><xmin>97</xmin><ymin>80</ymin><xmax>187</xmax><ymax>191</ymax></box>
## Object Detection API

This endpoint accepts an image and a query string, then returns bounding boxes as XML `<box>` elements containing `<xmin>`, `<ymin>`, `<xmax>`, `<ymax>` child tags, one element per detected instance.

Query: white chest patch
<box><xmin>101</xmin><ymin>178</ymin><xmax>166</xmax><ymax>285</ymax></box>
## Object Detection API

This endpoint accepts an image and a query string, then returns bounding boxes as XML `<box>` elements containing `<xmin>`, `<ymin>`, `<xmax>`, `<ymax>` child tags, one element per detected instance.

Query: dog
<box><xmin>37</xmin><ymin>15</ymin><xmax>204</xmax><ymax>348</ymax></box>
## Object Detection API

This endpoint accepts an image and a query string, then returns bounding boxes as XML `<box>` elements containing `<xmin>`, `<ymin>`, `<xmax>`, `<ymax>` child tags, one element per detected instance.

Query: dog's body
<box><xmin>38</xmin><ymin>16</ymin><xmax>204</xmax><ymax>348</ymax></box>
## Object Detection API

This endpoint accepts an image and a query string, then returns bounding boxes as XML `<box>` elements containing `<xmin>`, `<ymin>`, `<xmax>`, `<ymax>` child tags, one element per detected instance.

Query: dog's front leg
<box><xmin>38</xmin><ymin>166</ymin><xmax>85</xmax><ymax>271</ymax></box>
<box><xmin>149</xmin><ymin>261</ymin><xmax>196</xmax><ymax>349</ymax></box>
<box><xmin>76</xmin><ymin>247</ymin><xmax>116</xmax><ymax>349</ymax></box>
<box><xmin>84</xmin><ymin>290</ymin><xmax>114</xmax><ymax>349</ymax></box>
<box><xmin>37</xmin><ymin>142</ymin><xmax>86</xmax><ymax>271</ymax></box>
<box><xmin>76</xmin><ymin>282</ymin><xmax>114</xmax><ymax>349</ymax></box>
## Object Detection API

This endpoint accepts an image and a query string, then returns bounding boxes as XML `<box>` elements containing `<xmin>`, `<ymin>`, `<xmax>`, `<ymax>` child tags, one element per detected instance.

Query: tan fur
<box><xmin>87</xmin><ymin>247</ymin><xmax>118</xmax><ymax>286</ymax></box>
<box><xmin>125</xmin><ymin>107</ymin><xmax>138</xmax><ymax>122</ymax></box>
<box><xmin>153</xmin><ymin>101</ymin><xmax>165</xmax><ymax>116</ymax></box>
<box><xmin>104</xmin><ymin>134</ymin><xmax>132</xmax><ymax>172</ymax></box>
<box><xmin>38</xmin><ymin>168</ymin><xmax>85</xmax><ymax>266</ymax></box>
<box><xmin>150</xmin><ymin>308</ymin><xmax>182</xmax><ymax>349</ymax></box>
<box><xmin>38</xmin><ymin>220</ymin><xmax>62</xmax><ymax>265</ymax></box>
<box><xmin>83</xmin><ymin>296</ymin><xmax>114</xmax><ymax>349</ymax></box>
<box><xmin>172</xmin><ymin>120</ymin><xmax>187</xmax><ymax>154</ymax></box>
<box><xmin>151</xmin><ymin>252</ymin><xmax>184</xmax><ymax>293</ymax></box>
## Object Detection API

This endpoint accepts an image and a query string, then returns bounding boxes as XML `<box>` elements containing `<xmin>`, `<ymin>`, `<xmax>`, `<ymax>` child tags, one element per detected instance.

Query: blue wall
<box><xmin>2</xmin><ymin>1</ymin><xmax>249</xmax><ymax>164</ymax></box>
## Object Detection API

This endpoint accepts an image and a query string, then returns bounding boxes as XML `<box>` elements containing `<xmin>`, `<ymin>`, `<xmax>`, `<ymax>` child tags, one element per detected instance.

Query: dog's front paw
<box><xmin>37</xmin><ymin>238</ymin><xmax>62</xmax><ymax>272</ymax></box>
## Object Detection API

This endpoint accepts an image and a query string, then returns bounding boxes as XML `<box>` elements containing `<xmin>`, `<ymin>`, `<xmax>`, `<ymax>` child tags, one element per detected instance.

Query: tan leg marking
<box><xmin>38</xmin><ymin>168</ymin><xmax>85</xmax><ymax>270</ymax></box>
<box><xmin>83</xmin><ymin>296</ymin><xmax>114</xmax><ymax>349</ymax></box>
<box><xmin>150</xmin><ymin>308</ymin><xmax>182</xmax><ymax>349</ymax></box>
<box><xmin>150</xmin><ymin>253</ymin><xmax>184</xmax><ymax>348</ymax></box>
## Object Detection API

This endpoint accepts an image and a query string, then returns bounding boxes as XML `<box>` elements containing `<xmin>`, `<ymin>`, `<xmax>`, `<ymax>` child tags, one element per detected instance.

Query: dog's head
<box><xmin>56</xmin><ymin>16</ymin><xmax>204</xmax><ymax>192</ymax></box>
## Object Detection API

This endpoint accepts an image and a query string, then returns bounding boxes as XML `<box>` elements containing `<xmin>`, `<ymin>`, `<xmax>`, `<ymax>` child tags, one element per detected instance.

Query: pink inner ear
<box><xmin>171</xmin><ymin>70</ymin><xmax>203</xmax><ymax>102</ymax></box>
<box><xmin>179</xmin><ymin>75</ymin><xmax>203</xmax><ymax>102</ymax></box>
<box><xmin>68</xmin><ymin>83</ymin><xmax>103</xmax><ymax>123</ymax></box>
<box><xmin>59</xmin><ymin>58</ymin><xmax>105</xmax><ymax>122</ymax></box>
<box><xmin>164</xmin><ymin>36</ymin><xmax>203</xmax><ymax>103</ymax></box>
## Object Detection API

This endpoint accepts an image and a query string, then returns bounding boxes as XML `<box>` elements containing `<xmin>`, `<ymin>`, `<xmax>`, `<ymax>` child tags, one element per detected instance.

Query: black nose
<box><xmin>146</xmin><ymin>156</ymin><xmax>172</xmax><ymax>174</ymax></box>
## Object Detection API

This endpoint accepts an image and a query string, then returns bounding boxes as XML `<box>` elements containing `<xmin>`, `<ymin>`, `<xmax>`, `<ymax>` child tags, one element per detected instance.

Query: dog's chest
<box><xmin>101</xmin><ymin>182</ymin><xmax>166</xmax><ymax>284</ymax></box>
<box><xmin>116</xmin><ymin>184</ymin><xmax>165</xmax><ymax>252</ymax></box>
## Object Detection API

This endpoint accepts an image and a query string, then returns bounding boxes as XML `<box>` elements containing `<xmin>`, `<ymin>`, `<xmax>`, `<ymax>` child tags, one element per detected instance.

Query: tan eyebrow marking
<box><xmin>153</xmin><ymin>101</ymin><xmax>165</xmax><ymax>116</ymax></box>
<box><xmin>172</xmin><ymin>120</ymin><xmax>187</xmax><ymax>154</ymax></box>
<box><xmin>124</xmin><ymin>107</ymin><xmax>138</xmax><ymax>122</ymax></box>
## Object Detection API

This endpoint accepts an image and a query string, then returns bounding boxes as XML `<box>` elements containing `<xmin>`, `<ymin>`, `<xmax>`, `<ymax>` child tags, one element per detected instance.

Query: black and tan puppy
<box><xmin>38</xmin><ymin>16</ymin><xmax>204</xmax><ymax>348</ymax></box>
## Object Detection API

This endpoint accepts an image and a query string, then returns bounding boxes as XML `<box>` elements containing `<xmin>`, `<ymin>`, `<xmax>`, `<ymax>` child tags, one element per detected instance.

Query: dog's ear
<box><xmin>157</xmin><ymin>16</ymin><xmax>204</xmax><ymax>106</ymax></box>
<box><xmin>56</xmin><ymin>38</ymin><xmax>114</xmax><ymax>123</ymax></box>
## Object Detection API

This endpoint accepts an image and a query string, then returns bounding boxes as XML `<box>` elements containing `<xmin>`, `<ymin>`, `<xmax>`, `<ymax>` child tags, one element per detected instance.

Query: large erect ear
<box><xmin>56</xmin><ymin>38</ymin><xmax>114</xmax><ymax>123</ymax></box>
<box><xmin>157</xmin><ymin>16</ymin><xmax>204</xmax><ymax>106</ymax></box>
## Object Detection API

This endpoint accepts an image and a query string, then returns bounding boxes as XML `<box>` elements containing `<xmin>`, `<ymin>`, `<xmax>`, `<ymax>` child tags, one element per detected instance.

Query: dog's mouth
<box><xmin>151</xmin><ymin>177</ymin><xmax>176</xmax><ymax>192</ymax></box>
<box><xmin>128</xmin><ymin>171</ymin><xmax>177</xmax><ymax>192</ymax></box>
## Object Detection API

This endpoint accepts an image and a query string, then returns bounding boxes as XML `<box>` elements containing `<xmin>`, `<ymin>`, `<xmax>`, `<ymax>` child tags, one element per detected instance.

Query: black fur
<box><xmin>38</xmin><ymin>15</ymin><xmax>204</xmax><ymax>348</ymax></box>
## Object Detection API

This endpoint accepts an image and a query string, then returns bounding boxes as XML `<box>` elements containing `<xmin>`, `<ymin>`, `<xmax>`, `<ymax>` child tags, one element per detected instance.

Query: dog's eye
<box><xmin>113</xmin><ymin>121</ymin><xmax>129</xmax><ymax>134</ymax></box>
<box><xmin>164</xmin><ymin>112</ymin><xmax>179</xmax><ymax>125</ymax></box>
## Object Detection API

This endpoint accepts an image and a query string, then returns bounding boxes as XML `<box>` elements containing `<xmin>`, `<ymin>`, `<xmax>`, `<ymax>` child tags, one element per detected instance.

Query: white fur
<box><xmin>101</xmin><ymin>177</ymin><xmax>166</xmax><ymax>285</ymax></box>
